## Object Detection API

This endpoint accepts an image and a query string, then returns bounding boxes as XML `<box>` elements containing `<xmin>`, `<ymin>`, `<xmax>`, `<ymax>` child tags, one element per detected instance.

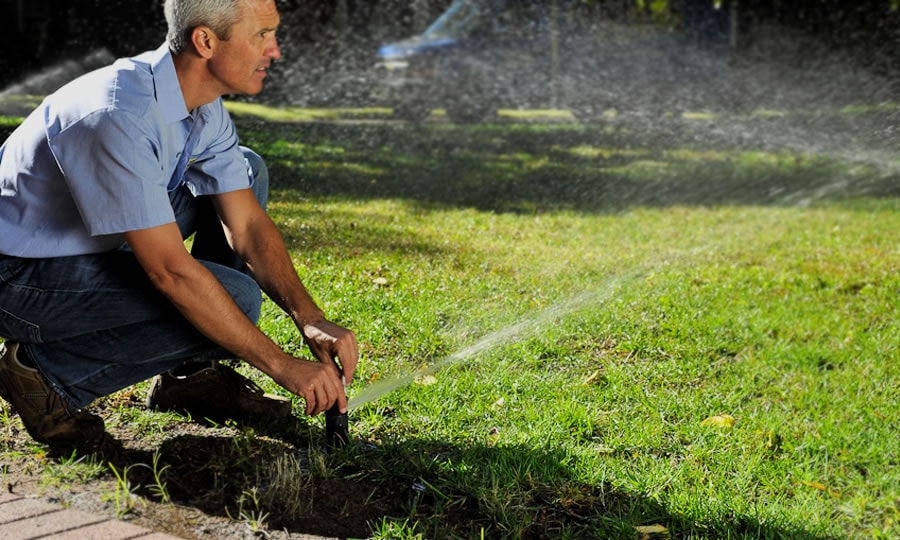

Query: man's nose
<box><xmin>267</xmin><ymin>39</ymin><xmax>282</xmax><ymax>61</ymax></box>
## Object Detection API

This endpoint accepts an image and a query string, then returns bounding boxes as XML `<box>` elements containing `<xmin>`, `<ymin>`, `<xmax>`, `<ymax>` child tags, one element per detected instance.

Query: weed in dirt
<box><xmin>138</xmin><ymin>450</ymin><xmax>172</xmax><ymax>505</ymax></box>
<box><xmin>107</xmin><ymin>462</ymin><xmax>145</xmax><ymax>518</ymax></box>
<box><xmin>41</xmin><ymin>449</ymin><xmax>106</xmax><ymax>488</ymax></box>
<box><xmin>226</xmin><ymin>487</ymin><xmax>270</xmax><ymax>535</ymax></box>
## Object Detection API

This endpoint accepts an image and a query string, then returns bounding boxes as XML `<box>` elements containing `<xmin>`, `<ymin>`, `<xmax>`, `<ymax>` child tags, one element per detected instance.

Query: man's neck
<box><xmin>171</xmin><ymin>51</ymin><xmax>221</xmax><ymax>112</ymax></box>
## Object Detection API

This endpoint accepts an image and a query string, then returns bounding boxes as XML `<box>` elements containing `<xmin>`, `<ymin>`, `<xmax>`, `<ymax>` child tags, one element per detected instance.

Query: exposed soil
<box><xmin>2</xmin><ymin>393</ymin><xmax>410</xmax><ymax>539</ymax></box>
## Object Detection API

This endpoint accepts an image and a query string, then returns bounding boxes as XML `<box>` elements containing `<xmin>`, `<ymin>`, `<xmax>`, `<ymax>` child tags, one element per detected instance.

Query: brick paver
<box><xmin>0</xmin><ymin>492</ymin><xmax>337</xmax><ymax>539</ymax></box>
<box><xmin>0</xmin><ymin>493</ymin><xmax>183</xmax><ymax>539</ymax></box>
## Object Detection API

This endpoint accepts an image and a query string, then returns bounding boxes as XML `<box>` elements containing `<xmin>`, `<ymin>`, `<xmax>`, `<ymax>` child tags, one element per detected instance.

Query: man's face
<box><xmin>208</xmin><ymin>0</ymin><xmax>282</xmax><ymax>96</ymax></box>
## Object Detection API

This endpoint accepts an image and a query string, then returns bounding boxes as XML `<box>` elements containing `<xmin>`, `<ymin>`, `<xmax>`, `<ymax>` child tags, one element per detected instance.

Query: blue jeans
<box><xmin>0</xmin><ymin>147</ymin><xmax>268</xmax><ymax>408</ymax></box>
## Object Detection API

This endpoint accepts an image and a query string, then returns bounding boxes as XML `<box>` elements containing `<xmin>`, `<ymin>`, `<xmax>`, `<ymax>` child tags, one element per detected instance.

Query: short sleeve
<box><xmin>47</xmin><ymin>109</ymin><xmax>175</xmax><ymax>236</ymax></box>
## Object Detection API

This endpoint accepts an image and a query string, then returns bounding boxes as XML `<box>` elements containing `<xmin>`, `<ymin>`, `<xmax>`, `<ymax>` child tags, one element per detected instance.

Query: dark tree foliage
<box><xmin>1</xmin><ymin>0</ymin><xmax>896</xmax><ymax>89</ymax></box>
<box><xmin>66</xmin><ymin>0</ymin><xmax>166</xmax><ymax>55</ymax></box>
<box><xmin>0</xmin><ymin>0</ymin><xmax>164</xmax><ymax>87</ymax></box>
<box><xmin>740</xmin><ymin>0</ymin><xmax>899</xmax><ymax>76</ymax></box>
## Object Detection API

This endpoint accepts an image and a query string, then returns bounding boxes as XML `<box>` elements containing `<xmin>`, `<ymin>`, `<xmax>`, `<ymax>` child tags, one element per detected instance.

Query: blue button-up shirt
<box><xmin>0</xmin><ymin>44</ymin><xmax>250</xmax><ymax>257</ymax></box>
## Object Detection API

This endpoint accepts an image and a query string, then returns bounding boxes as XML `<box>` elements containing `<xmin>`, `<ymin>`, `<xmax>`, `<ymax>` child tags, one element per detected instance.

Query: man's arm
<box><xmin>124</xmin><ymin>213</ymin><xmax>353</xmax><ymax>415</ymax></box>
<box><xmin>209</xmin><ymin>188</ymin><xmax>359</xmax><ymax>383</ymax></box>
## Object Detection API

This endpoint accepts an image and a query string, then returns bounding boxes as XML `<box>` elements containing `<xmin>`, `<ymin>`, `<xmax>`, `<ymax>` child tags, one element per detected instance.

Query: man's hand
<box><xmin>302</xmin><ymin>318</ymin><xmax>359</xmax><ymax>386</ymax></box>
<box><xmin>269</xmin><ymin>355</ymin><xmax>349</xmax><ymax>416</ymax></box>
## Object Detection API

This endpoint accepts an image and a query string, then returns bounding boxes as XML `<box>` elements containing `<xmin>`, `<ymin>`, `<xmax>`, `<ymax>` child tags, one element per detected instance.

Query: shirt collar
<box><xmin>135</xmin><ymin>43</ymin><xmax>190</xmax><ymax>124</ymax></box>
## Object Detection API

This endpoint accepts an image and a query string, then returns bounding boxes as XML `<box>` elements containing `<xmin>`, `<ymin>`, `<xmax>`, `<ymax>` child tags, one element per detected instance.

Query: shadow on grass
<box><xmin>236</xmin><ymin>112</ymin><xmax>899</xmax><ymax>216</ymax></box>
<box><xmin>1</xmin><ymin>111</ymin><xmax>895</xmax><ymax>217</ymax></box>
<box><xmin>69</xmin><ymin>426</ymin><xmax>839</xmax><ymax>540</ymax></box>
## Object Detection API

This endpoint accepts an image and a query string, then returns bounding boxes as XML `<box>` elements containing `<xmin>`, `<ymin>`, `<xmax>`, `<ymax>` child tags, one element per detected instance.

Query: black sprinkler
<box><xmin>325</xmin><ymin>404</ymin><xmax>349</xmax><ymax>449</ymax></box>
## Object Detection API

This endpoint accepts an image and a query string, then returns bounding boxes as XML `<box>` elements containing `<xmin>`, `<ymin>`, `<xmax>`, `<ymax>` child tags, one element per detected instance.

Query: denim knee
<box><xmin>232</xmin><ymin>272</ymin><xmax>263</xmax><ymax>324</ymax></box>
<box><xmin>241</xmin><ymin>146</ymin><xmax>269</xmax><ymax>210</ymax></box>
<box><xmin>200</xmin><ymin>261</ymin><xmax>263</xmax><ymax>324</ymax></box>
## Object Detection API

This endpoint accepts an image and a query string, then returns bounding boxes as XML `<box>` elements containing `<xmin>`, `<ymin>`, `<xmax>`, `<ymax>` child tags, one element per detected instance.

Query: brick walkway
<box><xmin>0</xmin><ymin>491</ymin><xmax>339</xmax><ymax>539</ymax></box>
<box><xmin>0</xmin><ymin>491</ymin><xmax>182</xmax><ymax>540</ymax></box>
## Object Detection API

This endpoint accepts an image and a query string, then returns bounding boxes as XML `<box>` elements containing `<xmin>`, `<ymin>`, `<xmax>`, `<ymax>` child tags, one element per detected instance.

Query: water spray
<box><xmin>344</xmin><ymin>243</ymin><xmax>732</xmax><ymax>414</ymax></box>
<box><xmin>346</xmin><ymin>287</ymin><xmax>621</xmax><ymax>412</ymax></box>
<box><xmin>337</xmin><ymin>232</ymin><xmax>861</xmax><ymax>439</ymax></box>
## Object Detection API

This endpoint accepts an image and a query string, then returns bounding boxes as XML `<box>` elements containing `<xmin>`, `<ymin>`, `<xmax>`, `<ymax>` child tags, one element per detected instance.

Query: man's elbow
<box><xmin>141</xmin><ymin>256</ymin><xmax>200</xmax><ymax>298</ymax></box>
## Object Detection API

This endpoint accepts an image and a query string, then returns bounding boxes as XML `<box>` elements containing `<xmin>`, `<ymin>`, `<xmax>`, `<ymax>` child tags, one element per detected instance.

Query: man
<box><xmin>0</xmin><ymin>0</ymin><xmax>358</xmax><ymax>446</ymax></box>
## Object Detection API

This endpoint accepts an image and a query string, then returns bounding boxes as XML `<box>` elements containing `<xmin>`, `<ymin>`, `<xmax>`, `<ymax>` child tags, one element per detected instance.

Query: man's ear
<box><xmin>191</xmin><ymin>26</ymin><xmax>217</xmax><ymax>58</ymax></box>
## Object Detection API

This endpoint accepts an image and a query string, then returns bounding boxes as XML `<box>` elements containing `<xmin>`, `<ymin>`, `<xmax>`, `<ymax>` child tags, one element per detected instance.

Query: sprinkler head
<box><xmin>325</xmin><ymin>404</ymin><xmax>350</xmax><ymax>449</ymax></box>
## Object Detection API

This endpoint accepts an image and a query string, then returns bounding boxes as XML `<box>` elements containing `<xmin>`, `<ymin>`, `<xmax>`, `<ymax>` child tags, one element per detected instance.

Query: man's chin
<box><xmin>242</xmin><ymin>84</ymin><xmax>265</xmax><ymax>96</ymax></box>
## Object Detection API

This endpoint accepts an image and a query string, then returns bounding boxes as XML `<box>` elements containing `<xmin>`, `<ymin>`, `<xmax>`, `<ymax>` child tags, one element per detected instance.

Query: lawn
<box><xmin>1</xmin><ymin>105</ymin><xmax>898</xmax><ymax>539</ymax></box>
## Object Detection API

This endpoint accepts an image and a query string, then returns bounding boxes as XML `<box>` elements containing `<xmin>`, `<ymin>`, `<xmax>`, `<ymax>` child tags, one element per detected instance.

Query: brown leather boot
<box><xmin>0</xmin><ymin>342</ymin><xmax>105</xmax><ymax>445</ymax></box>
<box><xmin>145</xmin><ymin>361</ymin><xmax>292</xmax><ymax>420</ymax></box>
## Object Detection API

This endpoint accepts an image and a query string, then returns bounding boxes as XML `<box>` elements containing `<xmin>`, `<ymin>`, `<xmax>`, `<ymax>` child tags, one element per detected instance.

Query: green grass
<box><xmin>1</xmin><ymin>105</ymin><xmax>898</xmax><ymax>538</ymax></box>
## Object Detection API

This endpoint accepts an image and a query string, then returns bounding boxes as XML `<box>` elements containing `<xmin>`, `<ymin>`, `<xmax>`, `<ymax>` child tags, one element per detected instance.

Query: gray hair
<box><xmin>165</xmin><ymin>0</ymin><xmax>245</xmax><ymax>54</ymax></box>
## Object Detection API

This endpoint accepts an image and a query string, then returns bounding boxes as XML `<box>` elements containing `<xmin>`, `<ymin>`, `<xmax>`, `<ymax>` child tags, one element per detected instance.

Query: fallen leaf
<box><xmin>798</xmin><ymin>480</ymin><xmax>841</xmax><ymax>497</ymax></box>
<box><xmin>635</xmin><ymin>523</ymin><xmax>670</xmax><ymax>539</ymax></box>
<box><xmin>701</xmin><ymin>414</ymin><xmax>736</xmax><ymax>428</ymax></box>
<box><xmin>582</xmin><ymin>369</ymin><xmax>601</xmax><ymax>385</ymax></box>
<box><xmin>487</xmin><ymin>426</ymin><xmax>501</xmax><ymax>446</ymax></box>
<box><xmin>414</xmin><ymin>373</ymin><xmax>437</xmax><ymax>386</ymax></box>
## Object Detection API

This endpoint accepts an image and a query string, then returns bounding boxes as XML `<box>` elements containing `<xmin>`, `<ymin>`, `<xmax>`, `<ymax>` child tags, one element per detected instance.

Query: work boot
<box><xmin>0</xmin><ymin>342</ymin><xmax>105</xmax><ymax>445</ymax></box>
<box><xmin>145</xmin><ymin>361</ymin><xmax>292</xmax><ymax>420</ymax></box>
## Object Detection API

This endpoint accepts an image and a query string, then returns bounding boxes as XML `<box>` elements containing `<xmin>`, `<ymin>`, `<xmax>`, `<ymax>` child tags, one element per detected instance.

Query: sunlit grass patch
<box><xmin>0</xmin><ymin>94</ymin><xmax>41</xmax><ymax>117</ymax></box>
<box><xmin>567</xmin><ymin>145</ymin><xmax>649</xmax><ymax>159</ymax></box>
<box><xmin>0</xmin><ymin>114</ymin><xmax>26</xmax><ymax>126</ymax></box>
<box><xmin>497</xmin><ymin>108</ymin><xmax>575</xmax><ymax>121</ymax></box>
<box><xmin>225</xmin><ymin>101</ymin><xmax>392</xmax><ymax>122</ymax></box>
<box><xmin>681</xmin><ymin>111</ymin><xmax>718</xmax><ymax>120</ymax></box>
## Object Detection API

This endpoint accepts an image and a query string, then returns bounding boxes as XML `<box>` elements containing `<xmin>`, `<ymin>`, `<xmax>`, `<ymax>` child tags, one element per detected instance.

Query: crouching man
<box><xmin>0</xmin><ymin>0</ymin><xmax>357</xmax><ymax>445</ymax></box>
